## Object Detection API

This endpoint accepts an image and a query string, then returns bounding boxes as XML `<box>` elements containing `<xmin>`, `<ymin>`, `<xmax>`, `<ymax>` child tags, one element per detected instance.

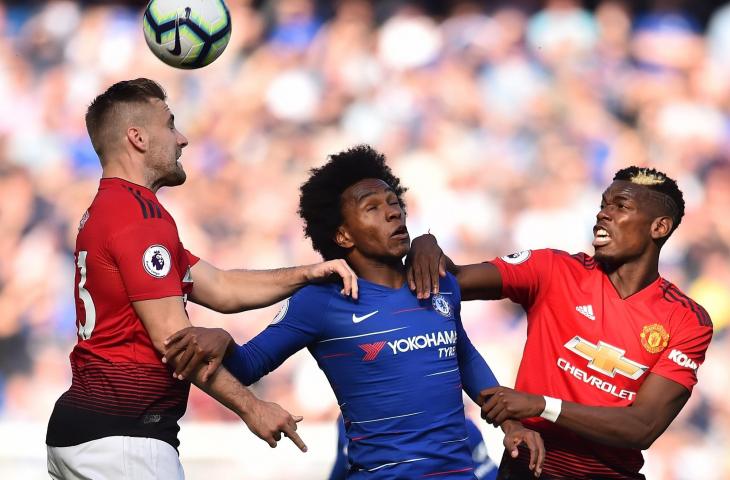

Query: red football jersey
<box><xmin>492</xmin><ymin>249</ymin><xmax>713</xmax><ymax>480</ymax></box>
<box><xmin>47</xmin><ymin>178</ymin><xmax>199</xmax><ymax>450</ymax></box>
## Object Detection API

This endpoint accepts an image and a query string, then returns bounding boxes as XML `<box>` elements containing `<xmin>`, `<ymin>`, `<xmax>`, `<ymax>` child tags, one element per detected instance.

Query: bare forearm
<box><xmin>192</xmin><ymin>266</ymin><xmax>311</xmax><ymax>313</ymax></box>
<box><xmin>556</xmin><ymin>402</ymin><xmax>659</xmax><ymax>449</ymax></box>
<box><xmin>455</xmin><ymin>263</ymin><xmax>503</xmax><ymax>301</ymax></box>
<box><xmin>191</xmin><ymin>258</ymin><xmax>361</xmax><ymax>314</ymax></box>
<box><xmin>221</xmin><ymin>267</ymin><xmax>309</xmax><ymax>311</ymax></box>
<box><xmin>187</xmin><ymin>362</ymin><xmax>257</xmax><ymax>418</ymax></box>
<box><xmin>481</xmin><ymin>378</ymin><xmax>689</xmax><ymax>450</ymax></box>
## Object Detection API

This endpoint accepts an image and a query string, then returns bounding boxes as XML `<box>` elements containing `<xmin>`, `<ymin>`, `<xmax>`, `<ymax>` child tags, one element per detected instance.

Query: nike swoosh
<box><xmin>168</xmin><ymin>15</ymin><xmax>182</xmax><ymax>55</ymax></box>
<box><xmin>352</xmin><ymin>310</ymin><xmax>379</xmax><ymax>323</ymax></box>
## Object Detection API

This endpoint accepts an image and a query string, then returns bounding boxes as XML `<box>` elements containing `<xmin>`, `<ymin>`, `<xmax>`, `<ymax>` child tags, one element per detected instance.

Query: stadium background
<box><xmin>0</xmin><ymin>0</ymin><xmax>729</xmax><ymax>478</ymax></box>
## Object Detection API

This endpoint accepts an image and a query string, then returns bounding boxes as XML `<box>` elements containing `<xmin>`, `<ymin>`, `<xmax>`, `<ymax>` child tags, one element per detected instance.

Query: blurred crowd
<box><xmin>0</xmin><ymin>0</ymin><xmax>729</xmax><ymax>477</ymax></box>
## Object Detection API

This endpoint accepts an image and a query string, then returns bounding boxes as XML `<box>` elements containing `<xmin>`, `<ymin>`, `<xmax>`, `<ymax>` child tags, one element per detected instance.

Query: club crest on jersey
<box><xmin>143</xmin><ymin>245</ymin><xmax>172</xmax><ymax>278</ymax></box>
<box><xmin>431</xmin><ymin>294</ymin><xmax>453</xmax><ymax>318</ymax></box>
<box><xmin>640</xmin><ymin>324</ymin><xmax>670</xmax><ymax>354</ymax></box>
<box><xmin>501</xmin><ymin>250</ymin><xmax>531</xmax><ymax>265</ymax></box>
<box><xmin>271</xmin><ymin>298</ymin><xmax>289</xmax><ymax>325</ymax></box>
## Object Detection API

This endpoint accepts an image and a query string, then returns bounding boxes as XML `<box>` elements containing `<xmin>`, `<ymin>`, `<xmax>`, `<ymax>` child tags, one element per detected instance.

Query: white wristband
<box><xmin>540</xmin><ymin>396</ymin><xmax>562</xmax><ymax>423</ymax></box>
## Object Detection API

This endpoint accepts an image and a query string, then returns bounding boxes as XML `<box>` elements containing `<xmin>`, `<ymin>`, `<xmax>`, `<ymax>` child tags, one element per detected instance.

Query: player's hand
<box><xmin>478</xmin><ymin>386</ymin><xmax>545</xmax><ymax>426</ymax></box>
<box><xmin>162</xmin><ymin>327</ymin><xmax>234</xmax><ymax>382</ymax></box>
<box><xmin>405</xmin><ymin>233</ymin><xmax>446</xmax><ymax>299</ymax></box>
<box><xmin>304</xmin><ymin>259</ymin><xmax>359</xmax><ymax>300</ymax></box>
<box><xmin>501</xmin><ymin>419</ymin><xmax>545</xmax><ymax>477</ymax></box>
<box><xmin>242</xmin><ymin>398</ymin><xmax>307</xmax><ymax>452</ymax></box>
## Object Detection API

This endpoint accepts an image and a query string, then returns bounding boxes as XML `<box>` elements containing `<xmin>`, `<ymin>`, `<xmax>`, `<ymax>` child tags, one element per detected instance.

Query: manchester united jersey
<box><xmin>47</xmin><ymin>178</ymin><xmax>198</xmax><ymax>450</ymax></box>
<box><xmin>491</xmin><ymin>249</ymin><xmax>713</xmax><ymax>480</ymax></box>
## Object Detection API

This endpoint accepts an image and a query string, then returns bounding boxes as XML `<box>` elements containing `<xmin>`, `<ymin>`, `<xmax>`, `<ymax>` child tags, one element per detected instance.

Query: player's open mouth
<box><xmin>593</xmin><ymin>227</ymin><xmax>611</xmax><ymax>247</ymax></box>
<box><xmin>391</xmin><ymin>225</ymin><xmax>409</xmax><ymax>240</ymax></box>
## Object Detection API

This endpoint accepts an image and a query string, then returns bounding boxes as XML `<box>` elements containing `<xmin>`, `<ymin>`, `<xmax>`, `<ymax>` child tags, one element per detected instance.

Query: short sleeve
<box><xmin>107</xmin><ymin>220</ymin><xmax>186</xmax><ymax>301</ymax></box>
<box><xmin>185</xmin><ymin>248</ymin><xmax>200</xmax><ymax>268</ymax></box>
<box><xmin>650</xmin><ymin>312</ymin><xmax>713</xmax><ymax>392</ymax></box>
<box><xmin>489</xmin><ymin>248</ymin><xmax>555</xmax><ymax>310</ymax></box>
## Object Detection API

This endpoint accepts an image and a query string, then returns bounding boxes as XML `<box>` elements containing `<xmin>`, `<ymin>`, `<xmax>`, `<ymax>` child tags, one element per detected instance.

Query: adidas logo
<box><xmin>576</xmin><ymin>304</ymin><xmax>595</xmax><ymax>321</ymax></box>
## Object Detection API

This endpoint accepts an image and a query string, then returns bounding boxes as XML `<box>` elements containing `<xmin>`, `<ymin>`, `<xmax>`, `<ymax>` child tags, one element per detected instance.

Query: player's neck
<box><xmin>101</xmin><ymin>157</ymin><xmax>157</xmax><ymax>192</ymax></box>
<box><xmin>347</xmin><ymin>255</ymin><xmax>406</xmax><ymax>289</ymax></box>
<box><xmin>603</xmin><ymin>255</ymin><xmax>660</xmax><ymax>299</ymax></box>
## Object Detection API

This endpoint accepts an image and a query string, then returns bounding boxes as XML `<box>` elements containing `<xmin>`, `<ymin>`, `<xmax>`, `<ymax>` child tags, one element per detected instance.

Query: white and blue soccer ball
<box><xmin>142</xmin><ymin>0</ymin><xmax>232</xmax><ymax>69</ymax></box>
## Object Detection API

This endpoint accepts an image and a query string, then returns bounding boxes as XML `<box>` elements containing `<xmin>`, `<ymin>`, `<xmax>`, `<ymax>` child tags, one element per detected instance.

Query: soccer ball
<box><xmin>142</xmin><ymin>0</ymin><xmax>232</xmax><ymax>69</ymax></box>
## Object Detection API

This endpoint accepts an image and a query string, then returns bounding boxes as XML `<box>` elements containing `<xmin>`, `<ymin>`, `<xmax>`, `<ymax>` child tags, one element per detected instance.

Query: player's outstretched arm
<box><xmin>188</xmin><ymin>258</ymin><xmax>358</xmax><ymax>313</ymax></box>
<box><xmin>477</xmin><ymin>374</ymin><xmax>690</xmax><ymax>450</ymax></box>
<box><xmin>133</xmin><ymin>296</ymin><xmax>307</xmax><ymax>452</ymax></box>
<box><xmin>406</xmin><ymin>234</ymin><xmax>503</xmax><ymax>301</ymax></box>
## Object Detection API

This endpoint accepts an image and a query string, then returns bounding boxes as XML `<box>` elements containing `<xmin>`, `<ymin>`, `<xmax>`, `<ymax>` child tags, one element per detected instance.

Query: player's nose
<box><xmin>177</xmin><ymin>131</ymin><xmax>189</xmax><ymax>148</ymax></box>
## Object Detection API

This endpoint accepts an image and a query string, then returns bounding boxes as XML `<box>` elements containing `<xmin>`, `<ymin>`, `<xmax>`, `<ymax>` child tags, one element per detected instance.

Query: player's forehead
<box><xmin>136</xmin><ymin>97</ymin><xmax>171</xmax><ymax>122</ymax></box>
<box><xmin>601</xmin><ymin>180</ymin><xmax>647</xmax><ymax>202</ymax></box>
<box><xmin>343</xmin><ymin>178</ymin><xmax>393</xmax><ymax>203</ymax></box>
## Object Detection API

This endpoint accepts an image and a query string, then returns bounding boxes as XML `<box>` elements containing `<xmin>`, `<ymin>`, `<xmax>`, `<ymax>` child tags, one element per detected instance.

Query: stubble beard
<box><xmin>147</xmin><ymin>149</ymin><xmax>186</xmax><ymax>190</ymax></box>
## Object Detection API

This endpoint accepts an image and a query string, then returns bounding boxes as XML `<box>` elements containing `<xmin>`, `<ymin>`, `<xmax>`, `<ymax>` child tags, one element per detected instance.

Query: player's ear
<box><xmin>651</xmin><ymin>216</ymin><xmax>673</xmax><ymax>241</ymax></box>
<box><xmin>126</xmin><ymin>125</ymin><xmax>148</xmax><ymax>153</ymax></box>
<box><xmin>335</xmin><ymin>226</ymin><xmax>354</xmax><ymax>249</ymax></box>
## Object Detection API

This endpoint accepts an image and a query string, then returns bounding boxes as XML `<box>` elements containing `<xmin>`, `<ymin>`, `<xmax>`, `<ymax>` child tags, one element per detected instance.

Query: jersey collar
<box><xmin>100</xmin><ymin>177</ymin><xmax>157</xmax><ymax>199</ymax></box>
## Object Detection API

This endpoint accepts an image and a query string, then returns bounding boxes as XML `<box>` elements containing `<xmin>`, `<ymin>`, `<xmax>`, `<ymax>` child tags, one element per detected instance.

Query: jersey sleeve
<box><xmin>448</xmin><ymin>273</ymin><xmax>499</xmax><ymax>403</ymax></box>
<box><xmin>650</xmin><ymin>311</ymin><xmax>713</xmax><ymax>392</ymax></box>
<box><xmin>223</xmin><ymin>286</ymin><xmax>328</xmax><ymax>385</ymax></box>
<box><xmin>107</xmin><ymin>220</ymin><xmax>187</xmax><ymax>301</ymax></box>
<box><xmin>184</xmin><ymin>248</ymin><xmax>200</xmax><ymax>267</ymax></box>
<box><xmin>489</xmin><ymin>249</ymin><xmax>555</xmax><ymax>310</ymax></box>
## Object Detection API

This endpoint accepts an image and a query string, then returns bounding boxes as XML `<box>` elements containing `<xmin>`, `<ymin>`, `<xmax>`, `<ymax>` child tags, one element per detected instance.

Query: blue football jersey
<box><xmin>225</xmin><ymin>273</ymin><xmax>498</xmax><ymax>478</ymax></box>
<box><xmin>329</xmin><ymin>416</ymin><xmax>498</xmax><ymax>480</ymax></box>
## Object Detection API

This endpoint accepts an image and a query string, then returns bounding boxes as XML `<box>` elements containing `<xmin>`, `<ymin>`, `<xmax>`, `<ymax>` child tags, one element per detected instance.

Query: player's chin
<box><xmin>593</xmin><ymin>246</ymin><xmax>618</xmax><ymax>264</ymax></box>
<box><xmin>164</xmin><ymin>167</ymin><xmax>187</xmax><ymax>187</ymax></box>
<box><xmin>392</xmin><ymin>243</ymin><xmax>410</xmax><ymax>259</ymax></box>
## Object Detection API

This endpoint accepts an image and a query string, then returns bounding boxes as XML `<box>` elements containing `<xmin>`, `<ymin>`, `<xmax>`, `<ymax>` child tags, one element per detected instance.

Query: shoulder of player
<box><xmin>440</xmin><ymin>272</ymin><xmax>460</xmax><ymax>296</ymax></box>
<box><xmin>657</xmin><ymin>279</ymin><xmax>713</xmax><ymax>329</ymax></box>
<box><xmin>547</xmin><ymin>249</ymin><xmax>599</xmax><ymax>271</ymax></box>
<box><xmin>95</xmin><ymin>183</ymin><xmax>166</xmax><ymax>222</ymax></box>
<box><xmin>290</xmin><ymin>283</ymin><xmax>340</xmax><ymax>307</ymax></box>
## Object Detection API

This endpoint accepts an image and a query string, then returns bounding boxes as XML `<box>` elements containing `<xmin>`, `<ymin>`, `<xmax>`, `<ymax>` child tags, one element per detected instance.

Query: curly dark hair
<box><xmin>298</xmin><ymin>145</ymin><xmax>407</xmax><ymax>260</ymax></box>
<box><xmin>613</xmin><ymin>166</ymin><xmax>685</xmax><ymax>236</ymax></box>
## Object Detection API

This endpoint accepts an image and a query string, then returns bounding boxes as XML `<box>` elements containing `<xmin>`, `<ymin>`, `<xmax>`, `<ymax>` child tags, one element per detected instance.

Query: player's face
<box><xmin>339</xmin><ymin>178</ymin><xmax>409</xmax><ymax>261</ymax></box>
<box><xmin>146</xmin><ymin>99</ymin><xmax>188</xmax><ymax>188</ymax></box>
<box><xmin>593</xmin><ymin>181</ymin><xmax>658</xmax><ymax>264</ymax></box>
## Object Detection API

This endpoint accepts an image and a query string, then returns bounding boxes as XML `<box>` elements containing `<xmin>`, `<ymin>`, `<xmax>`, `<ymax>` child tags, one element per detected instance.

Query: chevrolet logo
<box><xmin>564</xmin><ymin>336</ymin><xmax>648</xmax><ymax>380</ymax></box>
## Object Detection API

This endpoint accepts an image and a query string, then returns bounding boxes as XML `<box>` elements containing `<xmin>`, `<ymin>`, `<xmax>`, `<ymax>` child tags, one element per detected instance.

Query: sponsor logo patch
<box><xmin>500</xmin><ymin>250</ymin><xmax>531</xmax><ymax>265</ymax></box>
<box><xmin>142</xmin><ymin>245</ymin><xmax>171</xmax><ymax>278</ymax></box>
<box><xmin>668</xmin><ymin>349</ymin><xmax>698</xmax><ymax>371</ymax></box>
<box><xmin>640</xmin><ymin>324</ymin><xmax>670</xmax><ymax>354</ymax></box>
<box><xmin>564</xmin><ymin>336</ymin><xmax>648</xmax><ymax>380</ymax></box>
<box><xmin>359</xmin><ymin>341</ymin><xmax>387</xmax><ymax>361</ymax></box>
<box><xmin>358</xmin><ymin>330</ymin><xmax>459</xmax><ymax>361</ymax></box>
